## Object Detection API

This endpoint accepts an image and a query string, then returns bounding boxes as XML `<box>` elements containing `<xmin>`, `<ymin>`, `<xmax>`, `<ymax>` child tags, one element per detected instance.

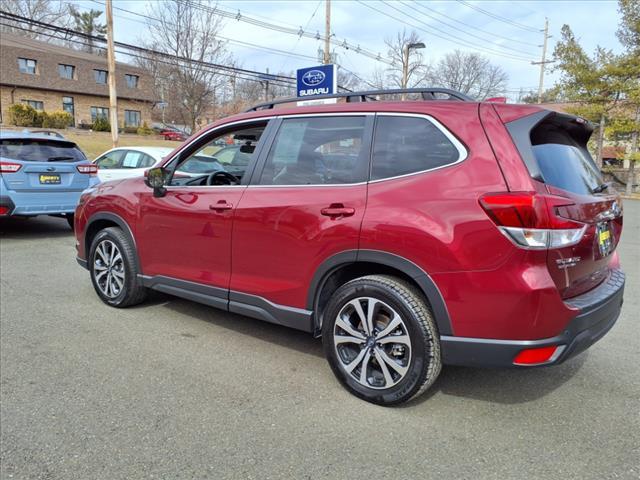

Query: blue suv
<box><xmin>0</xmin><ymin>131</ymin><xmax>98</xmax><ymax>228</ymax></box>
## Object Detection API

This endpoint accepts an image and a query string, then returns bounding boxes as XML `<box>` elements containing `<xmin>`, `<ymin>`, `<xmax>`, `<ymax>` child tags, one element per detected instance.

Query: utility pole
<box><xmin>105</xmin><ymin>0</ymin><xmax>118</xmax><ymax>147</ymax></box>
<box><xmin>531</xmin><ymin>18</ymin><xmax>552</xmax><ymax>104</ymax></box>
<box><xmin>323</xmin><ymin>0</ymin><xmax>331</xmax><ymax>64</ymax></box>
<box><xmin>264</xmin><ymin>68</ymin><xmax>270</xmax><ymax>101</ymax></box>
<box><xmin>401</xmin><ymin>42</ymin><xmax>425</xmax><ymax>100</ymax></box>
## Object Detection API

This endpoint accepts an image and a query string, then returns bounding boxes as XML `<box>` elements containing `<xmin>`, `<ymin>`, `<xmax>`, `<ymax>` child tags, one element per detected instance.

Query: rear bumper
<box><xmin>441</xmin><ymin>269</ymin><xmax>625</xmax><ymax>368</ymax></box>
<box><xmin>0</xmin><ymin>190</ymin><xmax>84</xmax><ymax>215</ymax></box>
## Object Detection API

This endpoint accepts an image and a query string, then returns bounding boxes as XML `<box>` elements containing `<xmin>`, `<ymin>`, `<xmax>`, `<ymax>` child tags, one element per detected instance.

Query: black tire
<box><xmin>322</xmin><ymin>275</ymin><xmax>441</xmax><ymax>406</ymax></box>
<box><xmin>88</xmin><ymin>227</ymin><xmax>147</xmax><ymax>307</ymax></box>
<box><xmin>66</xmin><ymin>214</ymin><xmax>74</xmax><ymax>230</ymax></box>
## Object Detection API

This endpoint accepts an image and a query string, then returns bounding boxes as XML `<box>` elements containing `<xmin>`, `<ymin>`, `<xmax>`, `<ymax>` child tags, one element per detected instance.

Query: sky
<box><xmin>75</xmin><ymin>0</ymin><xmax>623</xmax><ymax>99</ymax></box>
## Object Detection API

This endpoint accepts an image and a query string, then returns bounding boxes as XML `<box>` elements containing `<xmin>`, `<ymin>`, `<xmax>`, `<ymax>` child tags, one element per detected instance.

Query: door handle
<box><xmin>210</xmin><ymin>200</ymin><xmax>233</xmax><ymax>211</ymax></box>
<box><xmin>321</xmin><ymin>203</ymin><xmax>355</xmax><ymax>218</ymax></box>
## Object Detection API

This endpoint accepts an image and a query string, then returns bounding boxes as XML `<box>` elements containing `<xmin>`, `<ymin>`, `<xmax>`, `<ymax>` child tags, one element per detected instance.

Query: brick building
<box><xmin>0</xmin><ymin>33</ymin><xmax>156</xmax><ymax>127</ymax></box>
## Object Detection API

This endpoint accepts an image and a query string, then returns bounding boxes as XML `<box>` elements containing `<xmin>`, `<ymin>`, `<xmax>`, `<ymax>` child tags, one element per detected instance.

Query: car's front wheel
<box><xmin>322</xmin><ymin>275</ymin><xmax>441</xmax><ymax>406</ymax></box>
<box><xmin>89</xmin><ymin>227</ymin><xmax>147</xmax><ymax>307</ymax></box>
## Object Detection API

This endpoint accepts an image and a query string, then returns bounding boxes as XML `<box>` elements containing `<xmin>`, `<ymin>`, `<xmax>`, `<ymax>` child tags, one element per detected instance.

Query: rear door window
<box><xmin>0</xmin><ymin>139</ymin><xmax>86</xmax><ymax>162</ymax></box>
<box><xmin>258</xmin><ymin>116</ymin><xmax>368</xmax><ymax>185</ymax></box>
<box><xmin>371</xmin><ymin>115</ymin><xmax>463</xmax><ymax>181</ymax></box>
<box><xmin>121</xmin><ymin>151</ymin><xmax>154</xmax><ymax>169</ymax></box>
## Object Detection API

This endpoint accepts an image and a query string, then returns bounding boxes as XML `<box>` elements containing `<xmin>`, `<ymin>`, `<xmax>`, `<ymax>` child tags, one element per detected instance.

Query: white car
<box><xmin>93</xmin><ymin>146</ymin><xmax>175</xmax><ymax>182</ymax></box>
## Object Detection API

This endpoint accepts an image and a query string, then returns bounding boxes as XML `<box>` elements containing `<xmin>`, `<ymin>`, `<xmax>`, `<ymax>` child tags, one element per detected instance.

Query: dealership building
<box><xmin>0</xmin><ymin>33</ymin><xmax>156</xmax><ymax>127</ymax></box>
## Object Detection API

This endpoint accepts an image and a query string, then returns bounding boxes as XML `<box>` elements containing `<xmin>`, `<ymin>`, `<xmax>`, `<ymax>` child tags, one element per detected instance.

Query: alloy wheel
<box><xmin>333</xmin><ymin>297</ymin><xmax>412</xmax><ymax>390</ymax></box>
<box><xmin>93</xmin><ymin>240</ymin><xmax>125</xmax><ymax>298</ymax></box>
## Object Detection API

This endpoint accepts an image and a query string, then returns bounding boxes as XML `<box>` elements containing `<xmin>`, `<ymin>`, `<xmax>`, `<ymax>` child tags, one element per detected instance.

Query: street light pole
<box><xmin>401</xmin><ymin>42</ymin><xmax>425</xmax><ymax>100</ymax></box>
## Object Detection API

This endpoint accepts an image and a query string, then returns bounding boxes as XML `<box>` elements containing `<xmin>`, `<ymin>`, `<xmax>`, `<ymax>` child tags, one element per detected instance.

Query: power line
<box><xmin>178</xmin><ymin>0</ymin><xmax>394</xmax><ymax>66</ymax></box>
<box><xmin>0</xmin><ymin>12</ymin><xmax>356</xmax><ymax>94</ymax></box>
<box><xmin>408</xmin><ymin>0</ymin><xmax>538</xmax><ymax>50</ymax></box>
<box><xmin>456</xmin><ymin>0</ymin><xmax>541</xmax><ymax>33</ymax></box>
<box><xmin>0</xmin><ymin>11</ymin><xmax>298</xmax><ymax>86</ymax></box>
<box><xmin>89</xmin><ymin>0</ymin><xmax>318</xmax><ymax>63</ymax></box>
<box><xmin>277</xmin><ymin>0</ymin><xmax>323</xmax><ymax>71</ymax></box>
<box><xmin>357</xmin><ymin>0</ymin><xmax>532</xmax><ymax>62</ymax></box>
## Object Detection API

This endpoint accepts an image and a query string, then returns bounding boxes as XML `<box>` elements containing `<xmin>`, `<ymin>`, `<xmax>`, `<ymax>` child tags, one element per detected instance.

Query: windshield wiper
<box><xmin>47</xmin><ymin>156</ymin><xmax>76</xmax><ymax>162</ymax></box>
<box><xmin>592</xmin><ymin>182</ymin><xmax>611</xmax><ymax>194</ymax></box>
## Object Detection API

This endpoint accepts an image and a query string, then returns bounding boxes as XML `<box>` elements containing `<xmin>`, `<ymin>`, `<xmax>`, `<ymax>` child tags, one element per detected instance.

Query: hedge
<box><xmin>7</xmin><ymin>104</ymin><xmax>72</xmax><ymax>129</ymax></box>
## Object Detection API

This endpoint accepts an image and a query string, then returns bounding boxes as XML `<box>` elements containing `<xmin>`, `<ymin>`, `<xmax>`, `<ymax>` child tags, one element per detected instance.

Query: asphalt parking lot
<box><xmin>1</xmin><ymin>202</ymin><xmax>639</xmax><ymax>480</ymax></box>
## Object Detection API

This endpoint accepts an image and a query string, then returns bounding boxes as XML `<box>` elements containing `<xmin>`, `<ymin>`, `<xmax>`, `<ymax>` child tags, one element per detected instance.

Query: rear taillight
<box><xmin>479</xmin><ymin>192</ymin><xmax>586</xmax><ymax>249</ymax></box>
<box><xmin>77</xmin><ymin>164</ymin><xmax>98</xmax><ymax>176</ymax></box>
<box><xmin>0</xmin><ymin>161</ymin><xmax>22</xmax><ymax>173</ymax></box>
<box><xmin>0</xmin><ymin>206</ymin><xmax>10</xmax><ymax>215</ymax></box>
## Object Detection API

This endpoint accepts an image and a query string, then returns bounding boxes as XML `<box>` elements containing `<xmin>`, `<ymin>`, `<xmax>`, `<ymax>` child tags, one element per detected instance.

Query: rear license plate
<box><xmin>596</xmin><ymin>221</ymin><xmax>613</xmax><ymax>257</ymax></box>
<box><xmin>39</xmin><ymin>174</ymin><xmax>61</xmax><ymax>185</ymax></box>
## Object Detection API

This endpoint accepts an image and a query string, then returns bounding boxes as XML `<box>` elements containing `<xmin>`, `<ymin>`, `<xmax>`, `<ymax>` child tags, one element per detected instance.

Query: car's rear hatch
<box><xmin>487</xmin><ymin>106</ymin><xmax>623</xmax><ymax>299</ymax></box>
<box><xmin>0</xmin><ymin>137</ymin><xmax>94</xmax><ymax>192</ymax></box>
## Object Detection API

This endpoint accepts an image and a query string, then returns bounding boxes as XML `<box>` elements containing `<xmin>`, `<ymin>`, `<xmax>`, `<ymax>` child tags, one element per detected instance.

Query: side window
<box><xmin>95</xmin><ymin>150</ymin><xmax>124</xmax><ymax>169</ymax></box>
<box><xmin>371</xmin><ymin>116</ymin><xmax>462</xmax><ymax>181</ymax></box>
<box><xmin>121</xmin><ymin>151</ymin><xmax>146</xmax><ymax>168</ymax></box>
<box><xmin>258</xmin><ymin>116</ymin><xmax>367</xmax><ymax>185</ymax></box>
<box><xmin>170</xmin><ymin>122</ymin><xmax>267</xmax><ymax>186</ymax></box>
<box><xmin>138</xmin><ymin>154</ymin><xmax>156</xmax><ymax>169</ymax></box>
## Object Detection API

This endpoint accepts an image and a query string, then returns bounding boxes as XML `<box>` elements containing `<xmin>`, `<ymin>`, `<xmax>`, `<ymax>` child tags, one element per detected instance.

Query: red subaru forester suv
<box><xmin>75</xmin><ymin>89</ymin><xmax>625</xmax><ymax>405</ymax></box>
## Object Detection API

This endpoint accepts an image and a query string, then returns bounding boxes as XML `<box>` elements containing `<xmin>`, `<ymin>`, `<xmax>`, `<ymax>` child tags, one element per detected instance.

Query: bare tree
<box><xmin>0</xmin><ymin>0</ymin><xmax>71</xmax><ymax>39</ymax></box>
<box><xmin>143</xmin><ymin>0</ymin><xmax>231</xmax><ymax>132</ymax></box>
<box><xmin>384</xmin><ymin>29</ymin><xmax>429</xmax><ymax>89</ymax></box>
<box><xmin>429</xmin><ymin>50</ymin><xmax>508</xmax><ymax>100</ymax></box>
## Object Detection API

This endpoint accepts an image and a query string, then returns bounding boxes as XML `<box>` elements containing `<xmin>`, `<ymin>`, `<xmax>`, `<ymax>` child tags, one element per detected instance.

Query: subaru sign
<box><xmin>296</xmin><ymin>64</ymin><xmax>337</xmax><ymax>98</ymax></box>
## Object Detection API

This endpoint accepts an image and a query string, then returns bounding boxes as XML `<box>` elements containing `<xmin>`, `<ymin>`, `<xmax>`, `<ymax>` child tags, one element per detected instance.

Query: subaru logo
<box><xmin>46</xmin><ymin>167</ymin><xmax>56</xmax><ymax>172</ymax></box>
<box><xmin>302</xmin><ymin>70</ymin><xmax>325</xmax><ymax>87</ymax></box>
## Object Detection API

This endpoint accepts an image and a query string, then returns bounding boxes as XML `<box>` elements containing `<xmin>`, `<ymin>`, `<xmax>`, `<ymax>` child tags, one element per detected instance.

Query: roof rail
<box><xmin>245</xmin><ymin>88</ymin><xmax>475</xmax><ymax>112</ymax></box>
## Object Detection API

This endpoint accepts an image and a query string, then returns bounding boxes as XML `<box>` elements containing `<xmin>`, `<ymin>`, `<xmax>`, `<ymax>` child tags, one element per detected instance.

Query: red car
<box><xmin>160</xmin><ymin>130</ymin><xmax>187</xmax><ymax>141</ymax></box>
<box><xmin>74</xmin><ymin>88</ymin><xmax>625</xmax><ymax>405</ymax></box>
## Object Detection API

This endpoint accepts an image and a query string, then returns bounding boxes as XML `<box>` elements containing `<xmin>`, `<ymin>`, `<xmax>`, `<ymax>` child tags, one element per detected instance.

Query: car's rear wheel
<box><xmin>322</xmin><ymin>275</ymin><xmax>441</xmax><ymax>406</ymax></box>
<box><xmin>89</xmin><ymin>227</ymin><xmax>147</xmax><ymax>307</ymax></box>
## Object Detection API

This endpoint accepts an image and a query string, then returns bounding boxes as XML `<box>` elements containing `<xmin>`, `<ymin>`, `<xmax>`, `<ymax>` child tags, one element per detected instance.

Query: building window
<box><xmin>22</xmin><ymin>100</ymin><xmax>44</xmax><ymax>110</ymax></box>
<box><xmin>124</xmin><ymin>110</ymin><xmax>141</xmax><ymax>127</ymax></box>
<box><xmin>90</xmin><ymin>106</ymin><xmax>109</xmax><ymax>121</ymax></box>
<box><xmin>62</xmin><ymin>97</ymin><xmax>74</xmax><ymax>124</ymax></box>
<box><xmin>18</xmin><ymin>58</ymin><xmax>37</xmax><ymax>74</ymax></box>
<box><xmin>94</xmin><ymin>69</ymin><xmax>108</xmax><ymax>84</ymax></box>
<box><xmin>58</xmin><ymin>64</ymin><xmax>75</xmax><ymax>79</ymax></box>
<box><xmin>125</xmin><ymin>74</ymin><xmax>139</xmax><ymax>89</ymax></box>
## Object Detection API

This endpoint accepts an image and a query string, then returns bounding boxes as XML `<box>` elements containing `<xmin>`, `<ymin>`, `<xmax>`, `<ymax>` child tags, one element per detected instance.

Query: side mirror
<box><xmin>144</xmin><ymin>167</ymin><xmax>167</xmax><ymax>197</ymax></box>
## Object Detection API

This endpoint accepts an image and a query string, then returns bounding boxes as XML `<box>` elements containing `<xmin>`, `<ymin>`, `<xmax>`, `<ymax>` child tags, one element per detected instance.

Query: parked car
<box><xmin>74</xmin><ymin>88</ymin><xmax>625</xmax><ymax>405</ymax></box>
<box><xmin>1</xmin><ymin>131</ymin><xmax>97</xmax><ymax>228</ymax></box>
<box><xmin>160</xmin><ymin>130</ymin><xmax>187</xmax><ymax>141</ymax></box>
<box><xmin>93</xmin><ymin>147</ymin><xmax>175</xmax><ymax>182</ymax></box>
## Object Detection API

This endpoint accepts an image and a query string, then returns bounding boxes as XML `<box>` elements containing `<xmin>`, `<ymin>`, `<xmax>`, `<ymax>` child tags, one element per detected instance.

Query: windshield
<box><xmin>0</xmin><ymin>139</ymin><xmax>87</xmax><ymax>162</ymax></box>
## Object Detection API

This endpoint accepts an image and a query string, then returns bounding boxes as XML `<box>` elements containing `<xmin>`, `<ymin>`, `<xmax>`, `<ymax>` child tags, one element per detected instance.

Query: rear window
<box><xmin>371</xmin><ymin>116</ymin><xmax>461</xmax><ymax>181</ymax></box>
<box><xmin>0</xmin><ymin>139</ymin><xmax>86</xmax><ymax>162</ymax></box>
<box><xmin>529</xmin><ymin>116</ymin><xmax>603</xmax><ymax>195</ymax></box>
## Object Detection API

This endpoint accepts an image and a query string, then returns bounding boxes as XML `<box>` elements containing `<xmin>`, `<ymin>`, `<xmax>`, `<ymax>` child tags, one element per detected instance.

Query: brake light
<box><xmin>0</xmin><ymin>161</ymin><xmax>22</xmax><ymax>173</ymax></box>
<box><xmin>0</xmin><ymin>206</ymin><xmax>10</xmax><ymax>215</ymax></box>
<box><xmin>479</xmin><ymin>192</ymin><xmax>586</xmax><ymax>249</ymax></box>
<box><xmin>76</xmin><ymin>164</ymin><xmax>98</xmax><ymax>176</ymax></box>
<box><xmin>513</xmin><ymin>345</ymin><xmax>563</xmax><ymax>365</ymax></box>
